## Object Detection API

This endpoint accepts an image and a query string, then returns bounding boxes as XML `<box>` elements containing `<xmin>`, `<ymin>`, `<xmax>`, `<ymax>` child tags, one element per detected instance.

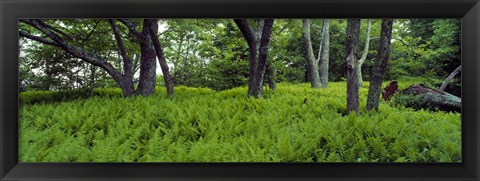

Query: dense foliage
<box><xmin>20</xmin><ymin>19</ymin><xmax>461</xmax><ymax>95</ymax></box>
<box><xmin>19</xmin><ymin>18</ymin><xmax>462</xmax><ymax>163</ymax></box>
<box><xmin>20</xmin><ymin>83</ymin><xmax>461</xmax><ymax>162</ymax></box>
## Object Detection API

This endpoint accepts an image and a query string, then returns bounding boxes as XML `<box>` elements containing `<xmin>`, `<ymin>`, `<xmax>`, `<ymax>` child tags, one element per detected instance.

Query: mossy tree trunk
<box><xmin>319</xmin><ymin>19</ymin><xmax>330</xmax><ymax>88</ymax></box>
<box><xmin>366</xmin><ymin>19</ymin><xmax>393</xmax><ymax>111</ymax></box>
<box><xmin>401</xmin><ymin>84</ymin><xmax>461</xmax><ymax>112</ymax></box>
<box><xmin>345</xmin><ymin>19</ymin><xmax>361</xmax><ymax>114</ymax></box>
<box><xmin>302</xmin><ymin>19</ymin><xmax>322</xmax><ymax>88</ymax></box>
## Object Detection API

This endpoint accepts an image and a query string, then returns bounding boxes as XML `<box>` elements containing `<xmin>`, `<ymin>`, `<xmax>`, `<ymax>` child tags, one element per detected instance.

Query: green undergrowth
<box><xmin>19</xmin><ymin>82</ymin><xmax>461</xmax><ymax>162</ymax></box>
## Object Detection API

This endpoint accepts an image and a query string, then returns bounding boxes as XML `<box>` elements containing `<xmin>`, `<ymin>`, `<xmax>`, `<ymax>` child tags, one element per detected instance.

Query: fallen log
<box><xmin>382</xmin><ymin>81</ymin><xmax>461</xmax><ymax>113</ymax></box>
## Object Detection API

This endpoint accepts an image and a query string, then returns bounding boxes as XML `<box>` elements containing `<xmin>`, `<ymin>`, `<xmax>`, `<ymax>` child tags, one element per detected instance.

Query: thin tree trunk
<box><xmin>148</xmin><ymin>19</ymin><xmax>175</xmax><ymax>95</ymax></box>
<box><xmin>302</xmin><ymin>19</ymin><xmax>322</xmax><ymax>88</ymax></box>
<box><xmin>366</xmin><ymin>19</ymin><xmax>394</xmax><ymax>111</ymax></box>
<box><xmin>183</xmin><ymin>35</ymin><xmax>191</xmax><ymax>77</ymax></box>
<box><xmin>358</xmin><ymin>19</ymin><xmax>372</xmax><ymax>88</ymax></box>
<box><xmin>439</xmin><ymin>65</ymin><xmax>461</xmax><ymax>91</ymax></box>
<box><xmin>345</xmin><ymin>19</ymin><xmax>361</xmax><ymax>114</ymax></box>
<box><xmin>319</xmin><ymin>19</ymin><xmax>330</xmax><ymax>88</ymax></box>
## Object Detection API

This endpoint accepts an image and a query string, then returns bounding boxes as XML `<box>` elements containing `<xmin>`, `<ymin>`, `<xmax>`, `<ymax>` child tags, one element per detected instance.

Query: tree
<box><xmin>318</xmin><ymin>19</ymin><xmax>330</xmax><ymax>87</ymax></box>
<box><xmin>345</xmin><ymin>19</ymin><xmax>361</xmax><ymax>114</ymax></box>
<box><xmin>302</xmin><ymin>19</ymin><xmax>322</xmax><ymax>88</ymax></box>
<box><xmin>148</xmin><ymin>19</ymin><xmax>175</xmax><ymax>95</ymax></box>
<box><xmin>234</xmin><ymin>19</ymin><xmax>274</xmax><ymax>98</ymax></box>
<box><xmin>366</xmin><ymin>19</ymin><xmax>394</xmax><ymax>111</ymax></box>
<box><xmin>358</xmin><ymin>19</ymin><xmax>372</xmax><ymax>87</ymax></box>
<box><xmin>19</xmin><ymin>19</ymin><xmax>174</xmax><ymax>97</ymax></box>
<box><xmin>439</xmin><ymin>65</ymin><xmax>461</xmax><ymax>91</ymax></box>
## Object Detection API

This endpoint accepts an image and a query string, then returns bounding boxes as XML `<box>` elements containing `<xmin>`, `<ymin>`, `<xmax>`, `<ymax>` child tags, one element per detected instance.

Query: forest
<box><xmin>18</xmin><ymin>19</ymin><xmax>461</xmax><ymax>162</ymax></box>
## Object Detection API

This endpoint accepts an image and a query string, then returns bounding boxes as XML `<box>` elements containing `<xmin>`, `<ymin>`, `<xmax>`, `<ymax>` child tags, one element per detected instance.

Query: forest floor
<box><xmin>19</xmin><ymin>81</ymin><xmax>461</xmax><ymax>162</ymax></box>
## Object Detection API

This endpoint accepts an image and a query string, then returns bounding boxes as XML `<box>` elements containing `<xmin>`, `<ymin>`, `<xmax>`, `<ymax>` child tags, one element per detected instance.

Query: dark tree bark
<box><xmin>366</xmin><ymin>19</ymin><xmax>394</xmax><ymax>111</ymax></box>
<box><xmin>319</xmin><ymin>19</ymin><xmax>330</xmax><ymax>88</ymax></box>
<box><xmin>439</xmin><ymin>65</ymin><xmax>461</xmax><ymax>91</ymax></box>
<box><xmin>302</xmin><ymin>19</ymin><xmax>322</xmax><ymax>88</ymax></box>
<box><xmin>345</xmin><ymin>19</ymin><xmax>361</xmax><ymax>114</ymax></box>
<box><xmin>108</xmin><ymin>20</ymin><xmax>134</xmax><ymax>96</ymax></box>
<box><xmin>132</xmin><ymin>19</ymin><xmax>157</xmax><ymax>96</ymax></box>
<box><xmin>147</xmin><ymin>19</ymin><xmax>175</xmax><ymax>95</ymax></box>
<box><xmin>234</xmin><ymin>19</ymin><xmax>275</xmax><ymax>98</ymax></box>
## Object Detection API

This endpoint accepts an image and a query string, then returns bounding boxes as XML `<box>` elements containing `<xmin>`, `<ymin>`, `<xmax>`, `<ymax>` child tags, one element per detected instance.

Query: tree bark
<box><xmin>254</xmin><ymin>19</ymin><xmax>274</xmax><ymax>97</ymax></box>
<box><xmin>148</xmin><ymin>19</ymin><xmax>175</xmax><ymax>95</ymax></box>
<box><xmin>345</xmin><ymin>19</ymin><xmax>361</xmax><ymax>114</ymax></box>
<box><xmin>358</xmin><ymin>19</ymin><xmax>372</xmax><ymax>88</ymax></box>
<box><xmin>235</xmin><ymin>19</ymin><xmax>275</xmax><ymax>98</ymax></box>
<box><xmin>401</xmin><ymin>84</ymin><xmax>461</xmax><ymax>112</ymax></box>
<box><xmin>319</xmin><ymin>19</ymin><xmax>330</xmax><ymax>88</ymax></box>
<box><xmin>366</xmin><ymin>19</ymin><xmax>394</xmax><ymax>111</ymax></box>
<box><xmin>265</xmin><ymin>60</ymin><xmax>276</xmax><ymax>90</ymax></box>
<box><xmin>135</xmin><ymin>19</ymin><xmax>157</xmax><ymax>96</ymax></box>
<box><xmin>108</xmin><ymin>19</ymin><xmax>134</xmax><ymax>97</ymax></box>
<box><xmin>302</xmin><ymin>19</ymin><xmax>322</xmax><ymax>88</ymax></box>
<box><xmin>439</xmin><ymin>65</ymin><xmax>461</xmax><ymax>91</ymax></box>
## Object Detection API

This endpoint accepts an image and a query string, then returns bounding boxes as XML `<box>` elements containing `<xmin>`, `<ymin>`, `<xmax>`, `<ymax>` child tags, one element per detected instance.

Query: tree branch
<box><xmin>19</xmin><ymin>30</ymin><xmax>59</xmax><ymax>47</ymax></box>
<box><xmin>36</xmin><ymin>20</ymin><xmax>76</xmax><ymax>41</ymax></box>
<box><xmin>21</xmin><ymin>19</ymin><xmax>123</xmax><ymax>83</ymax></box>
<box><xmin>234</xmin><ymin>19</ymin><xmax>256</xmax><ymax>47</ymax></box>
<box><xmin>81</xmin><ymin>20</ymin><xmax>101</xmax><ymax>44</ymax></box>
<box><xmin>439</xmin><ymin>65</ymin><xmax>461</xmax><ymax>91</ymax></box>
<box><xmin>392</xmin><ymin>37</ymin><xmax>418</xmax><ymax>57</ymax></box>
<box><xmin>118</xmin><ymin>19</ymin><xmax>145</xmax><ymax>39</ymax></box>
<box><xmin>109</xmin><ymin>19</ymin><xmax>133</xmax><ymax>76</ymax></box>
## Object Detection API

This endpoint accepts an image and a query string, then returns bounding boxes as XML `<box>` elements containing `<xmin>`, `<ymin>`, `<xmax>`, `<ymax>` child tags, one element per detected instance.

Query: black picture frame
<box><xmin>1</xmin><ymin>0</ymin><xmax>479</xmax><ymax>180</ymax></box>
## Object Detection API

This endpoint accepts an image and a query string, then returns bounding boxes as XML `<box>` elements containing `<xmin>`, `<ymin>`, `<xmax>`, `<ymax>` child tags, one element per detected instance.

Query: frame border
<box><xmin>1</xmin><ymin>0</ymin><xmax>479</xmax><ymax>180</ymax></box>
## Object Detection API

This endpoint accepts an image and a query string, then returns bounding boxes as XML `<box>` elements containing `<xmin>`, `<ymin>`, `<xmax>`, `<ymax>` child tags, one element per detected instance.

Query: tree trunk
<box><xmin>439</xmin><ymin>65</ymin><xmax>461</xmax><ymax>91</ymax></box>
<box><xmin>358</xmin><ymin>19</ymin><xmax>372</xmax><ymax>88</ymax></box>
<box><xmin>302</xmin><ymin>19</ymin><xmax>322</xmax><ymax>88</ymax></box>
<box><xmin>345</xmin><ymin>19</ymin><xmax>361</xmax><ymax>114</ymax></box>
<box><xmin>148</xmin><ymin>19</ymin><xmax>175</xmax><ymax>95</ymax></box>
<box><xmin>401</xmin><ymin>84</ymin><xmax>461</xmax><ymax>112</ymax></box>
<box><xmin>319</xmin><ymin>19</ymin><xmax>330</xmax><ymax>88</ymax></box>
<box><xmin>366</xmin><ymin>19</ymin><xmax>393</xmax><ymax>111</ymax></box>
<box><xmin>108</xmin><ymin>19</ymin><xmax>135</xmax><ymax>97</ymax></box>
<box><xmin>253</xmin><ymin>19</ymin><xmax>274</xmax><ymax>97</ymax></box>
<box><xmin>135</xmin><ymin>19</ymin><xmax>157</xmax><ymax>96</ymax></box>
<box><xmin>235</xmin><ymin>19</ymin><xmax>274</xmax><ymax>98</ymax></box>
<box><xmin>265</xmin><ymin>58</ymin><xmax>276</xmax><ymax>90</ymax></box>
